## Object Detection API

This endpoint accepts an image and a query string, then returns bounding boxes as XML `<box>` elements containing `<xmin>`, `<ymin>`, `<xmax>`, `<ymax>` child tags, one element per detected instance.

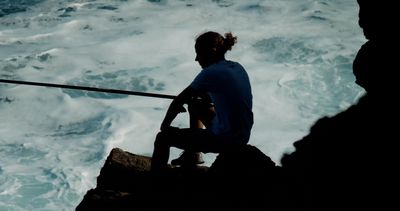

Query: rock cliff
<box><xmin>76</xmin><ymin>146</ymin><xmax>288</xmax><ymax>210</ymax></box>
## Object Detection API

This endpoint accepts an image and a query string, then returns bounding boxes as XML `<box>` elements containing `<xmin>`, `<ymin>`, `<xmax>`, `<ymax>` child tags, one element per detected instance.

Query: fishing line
<box><xmin>0</xmin><ymin>79</ymin><xmax>176</xmax><ymax>99</ymax></box>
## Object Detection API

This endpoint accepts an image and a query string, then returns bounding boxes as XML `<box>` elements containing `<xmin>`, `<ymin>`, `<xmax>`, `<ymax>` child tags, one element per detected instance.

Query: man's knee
<box><xmin>154</xmin><ymin>131</ymin><xmax>175</xmax><ymax>148</ymax></box>
<box><xmin>154</xmin><ymin>132</ymin><xmax>168</xmax><ymax>147</ymax></box>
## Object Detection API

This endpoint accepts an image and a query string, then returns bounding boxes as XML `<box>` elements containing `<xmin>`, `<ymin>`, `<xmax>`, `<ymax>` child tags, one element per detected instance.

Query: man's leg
<box><xmin>151</xmin><ymin>131</ymin><xmax>172</xmax><ymax>171</ymax></box>
<box><xmin>152</xmin><ymin>126</ymin><xmax>222</xmax><ymax>171</ymax></box>
<box><xmin>170</xmin><ymin>97</ymin><xmax>214</xmax><ymax>166</ymax></box>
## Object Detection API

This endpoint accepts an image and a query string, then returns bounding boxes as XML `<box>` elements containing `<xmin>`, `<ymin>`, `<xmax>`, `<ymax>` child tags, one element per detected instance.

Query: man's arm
<box><xmin>160</xmin><ymin>86</ymin><xmax>198</xmax><ymax>131</ymax></box>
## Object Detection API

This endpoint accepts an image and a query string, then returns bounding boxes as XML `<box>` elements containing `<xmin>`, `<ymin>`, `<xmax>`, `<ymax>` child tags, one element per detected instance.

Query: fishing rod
<box><xmin>0</xmin><ymin>79</ymin><xmax>176</xmax><ymax>99</ymax></box>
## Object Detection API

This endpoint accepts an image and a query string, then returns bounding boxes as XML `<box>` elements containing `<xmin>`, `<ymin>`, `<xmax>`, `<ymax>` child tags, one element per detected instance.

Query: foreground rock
<box><xmin>76</xmin><ymin>146</ymin><xmax>289</xmax><ymax>210</ymax></box>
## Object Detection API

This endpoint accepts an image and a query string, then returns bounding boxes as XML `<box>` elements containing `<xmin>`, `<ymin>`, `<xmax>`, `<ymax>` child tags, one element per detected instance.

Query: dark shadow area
<box><xmin>280</xmin><ymin>0</ymin><xmax>399</xmax><ymax>209</ymax></box>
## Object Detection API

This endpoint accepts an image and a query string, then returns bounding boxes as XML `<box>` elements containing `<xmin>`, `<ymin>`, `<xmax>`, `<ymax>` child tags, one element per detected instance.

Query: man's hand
<box><xmin>160</xmin><ymin>104</ymin><xmax>186</xmax><ymax>131</ymax></box>
<box><xmin>159</xmin><ymin>86</ymin><xmax>196</xmax><ymax>131</ymax></box>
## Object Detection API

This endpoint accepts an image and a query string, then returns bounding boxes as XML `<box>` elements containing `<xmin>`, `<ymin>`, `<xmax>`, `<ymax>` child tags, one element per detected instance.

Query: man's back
<box><xmin>191</xmin><ymin>60</ymin><xmax>253</xmax><ymax>143</ymax></box>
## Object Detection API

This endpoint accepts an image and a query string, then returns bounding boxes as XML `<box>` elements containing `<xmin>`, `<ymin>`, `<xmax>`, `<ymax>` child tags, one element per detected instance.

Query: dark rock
<box><xmin>76</xmin><ymin>145</ymin><xmax>282</xmax><ymax>210</ymax></box>
<box><xmin>209</xmin><ymin>145</ymin><xmax>284</xmax><ymax>210</ymax></box>
<box><xmin>96</xmin><ymin>148</ymin><xmax>151</xmax><ymax>191</ymax></box>
<box><xmin>76</xmin><ymin>189</ymin><xmax>136</xmax><ymax>211</ymax></box>
<box><xmin>279</xmin><ymin>1</ymin><xmax>400</xmax><ymax>210</ymax></box>
<box><xmin>209</xmin><ymin>144</ymin><xmax>276</xmax><ymax>176</ymax></box>
<box><xmin>357</xmin><ymin>0</ymin><xmax>397</xmax><ymax>40</ymax></box>
<box><xmin>76</xmin><ymin>148</ymin><xmax>211</xmax><ymax>210</ymax></box>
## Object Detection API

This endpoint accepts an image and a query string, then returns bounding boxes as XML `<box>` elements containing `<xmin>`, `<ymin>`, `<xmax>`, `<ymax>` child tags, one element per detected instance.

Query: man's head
<box><xmin>195</xmin><ymin>31</ymin><xmax>237</xmax><ymax>68</ymax></box>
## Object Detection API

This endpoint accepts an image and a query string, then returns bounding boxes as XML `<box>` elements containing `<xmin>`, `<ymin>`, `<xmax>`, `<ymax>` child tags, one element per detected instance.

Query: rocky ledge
<box><xmin>76</xmin><ymin>145</ymin><xmax>294</xmax><ymax>210</ymax></box>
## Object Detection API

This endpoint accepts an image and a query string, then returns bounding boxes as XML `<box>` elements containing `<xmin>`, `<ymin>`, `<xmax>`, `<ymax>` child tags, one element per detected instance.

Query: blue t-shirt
<box><xmin>190</xmin><ymin>60</ymin><xmax>253</xmax><ymax>144</ymax></box>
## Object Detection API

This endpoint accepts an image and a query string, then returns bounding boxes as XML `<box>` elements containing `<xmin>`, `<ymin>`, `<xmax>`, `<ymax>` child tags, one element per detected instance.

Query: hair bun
<box><xmin>223</xmin><ymin>32</ymin><xmax>237</xmax><ymax>51</ymax></box>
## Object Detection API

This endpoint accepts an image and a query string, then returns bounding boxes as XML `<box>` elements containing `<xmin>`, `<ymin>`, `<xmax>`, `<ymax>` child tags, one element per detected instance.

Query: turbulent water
<box><xmin>1</xmin><ymin>0</ymin><xmax>365</xmax><ymax>210</ymax></box>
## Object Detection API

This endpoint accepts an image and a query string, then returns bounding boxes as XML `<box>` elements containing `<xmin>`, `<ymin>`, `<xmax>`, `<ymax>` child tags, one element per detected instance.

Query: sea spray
<box><xmin>1</xmin><ymin>0</ymin><xmax>364</xmax><ymax>210</ymax></box>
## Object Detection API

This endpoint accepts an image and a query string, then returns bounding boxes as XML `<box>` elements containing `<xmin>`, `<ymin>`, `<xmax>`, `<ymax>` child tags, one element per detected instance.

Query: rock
<box><xmin>208</xmin><ymin>145</ymin><xmax>284</xmax><ymax>210</ymax></box>
<box><xmin>75</xmin><ymin>149</ymin><xmax>153</xmax><ymax>210</ymax></box>
<box><xmin>279</xmin><ymin>2</ymin><xmax>400</xmax><ymax>210</ymax></box>
<box><xmin>76</xmin><ymin>145</ymin><xmax>282</xmax><ymax>210</ymax></box>
<box><xmin>95</xmin><ymin>148</ymin><xmax>152</xmax><ymax>191</ymax></box>
<box><xmin>76</xmin><ymin>147</ymin><xmax>212</xmax><ymax>210</ymax></box>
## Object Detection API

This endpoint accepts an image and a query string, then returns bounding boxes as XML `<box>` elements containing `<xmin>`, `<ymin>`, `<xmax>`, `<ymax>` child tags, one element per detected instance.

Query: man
<box><xmin>151</xmin><ymin>31</ymin><xmax>253</xmax><ymax>171</ymax></box>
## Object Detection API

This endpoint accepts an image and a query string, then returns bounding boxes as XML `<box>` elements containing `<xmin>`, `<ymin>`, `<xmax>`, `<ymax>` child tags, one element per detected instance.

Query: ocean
<box><xmin>1</xmin><ymin>0</ymin><xmax>365</xmax><ymax>210</ymax></box>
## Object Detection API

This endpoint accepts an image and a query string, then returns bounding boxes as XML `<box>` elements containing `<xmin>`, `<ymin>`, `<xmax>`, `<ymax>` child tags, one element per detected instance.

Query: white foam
<box><xmin>0</xmin><ymin>0</ymin><xmax>365</xmax><ymax>210</ymax></box>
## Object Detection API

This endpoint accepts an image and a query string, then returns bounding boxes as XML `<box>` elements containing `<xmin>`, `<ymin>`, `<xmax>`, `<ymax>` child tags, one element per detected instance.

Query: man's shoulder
<box><xmin>206</xmin><ymin>60</ymin><xmax>243</xmax><ymax>71</ymax></box>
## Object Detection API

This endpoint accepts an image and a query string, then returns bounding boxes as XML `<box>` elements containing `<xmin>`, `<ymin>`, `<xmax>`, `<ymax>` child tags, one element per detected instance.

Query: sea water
<box><xmin>0</xmin><ymin>0</ymin><xmax>365</xmax><ymax>210</ymax></box>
